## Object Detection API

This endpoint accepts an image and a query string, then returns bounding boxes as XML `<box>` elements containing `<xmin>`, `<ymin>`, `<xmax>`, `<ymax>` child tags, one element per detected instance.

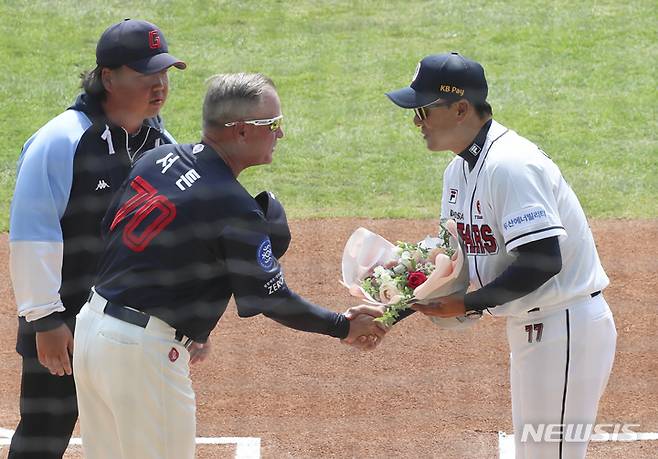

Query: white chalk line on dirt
<box><xmin>0</xmin><ymin>429</ymin><xmax>260</xmax><ymax>458</ymax></box>
<box><xmin>498</xmin><ymin>431</ymin><xmax>658</xmax><ymax>459</ymax></box>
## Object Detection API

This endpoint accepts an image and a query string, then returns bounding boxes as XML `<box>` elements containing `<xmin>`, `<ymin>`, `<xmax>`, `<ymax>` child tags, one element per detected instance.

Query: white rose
<box><xmin>388</xmin><ymin>294</ymin><xmax>403</xmax><ymax>305</ymax></box>
<box><xmin>379</xmin><ymin>281</ymin><xmax>402</xmax><ymax>304</ymax></box>
<box><xmin>401</xmin><ymin>258</ymin><xmax>414</xmax><ymax>270</ymax></box>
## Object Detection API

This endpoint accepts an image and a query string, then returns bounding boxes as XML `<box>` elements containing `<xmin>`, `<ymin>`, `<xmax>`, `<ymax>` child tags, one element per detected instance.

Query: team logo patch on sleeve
<box><xmin>257</xmin><ymin>238</ymin><xmax>275</xmax><ymax>271</ymax></box>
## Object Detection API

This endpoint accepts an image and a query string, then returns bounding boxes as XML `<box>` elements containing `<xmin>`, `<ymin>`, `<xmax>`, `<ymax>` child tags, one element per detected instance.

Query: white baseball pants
<box><xmin>73</xmin><ymin>293</ymin><xmax>196</xmax><ymax>459</ymax></box>
<box><xmin>507</xmin><ymin>294</ymin><xmax>617</xmax><ymax>459</ymax></box>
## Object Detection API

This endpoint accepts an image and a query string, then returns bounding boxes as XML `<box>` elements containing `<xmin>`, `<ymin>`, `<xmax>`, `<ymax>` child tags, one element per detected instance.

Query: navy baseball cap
<box><xmin>96</xmin><ymin>19</ymin><xmax>186</xmax><ymax>74</ymax></box>
<box><xmin>386</xmin><ymin>52</ymin><xmax>487</xmax><ymax>108</ymax></box>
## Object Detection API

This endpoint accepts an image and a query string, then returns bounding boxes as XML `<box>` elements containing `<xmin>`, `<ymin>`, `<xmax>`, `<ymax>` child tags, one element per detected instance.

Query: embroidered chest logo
<box><xmin>95</xmin><ymin>180</ymin><xmax>110</xmax><ymax>191</ymax></box>
<box><xmin>449</xmin><ymin>209</ymin><xmax>464</xmax><ymax>220</ymax></box>
<box><xmin>476</xmin><ymin>200</ymin><xmax>482</xmax><ymax>214</ymax></box>
<box><xmin>449</xmin><ymin>188</ymin><xmax>459</xmax><ymax>204</ymax></box>
<box><xmin>457</xmin><ymin>222</ymin><xmax>499</xmax><ymax>255</ymax></box>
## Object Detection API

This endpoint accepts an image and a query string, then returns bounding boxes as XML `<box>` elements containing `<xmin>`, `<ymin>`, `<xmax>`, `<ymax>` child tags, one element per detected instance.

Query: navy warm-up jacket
<box><xmin>10</xmin><ymin>93</ymin><xmax>175</xmax><ymax>349</ymax></box>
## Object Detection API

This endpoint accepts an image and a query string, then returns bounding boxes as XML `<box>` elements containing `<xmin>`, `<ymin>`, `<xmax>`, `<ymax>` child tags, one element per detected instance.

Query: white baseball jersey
<box><xmin>440</xmin><ymin>119</ymin><xmax>609</xmax><ymax>316</ymax></box>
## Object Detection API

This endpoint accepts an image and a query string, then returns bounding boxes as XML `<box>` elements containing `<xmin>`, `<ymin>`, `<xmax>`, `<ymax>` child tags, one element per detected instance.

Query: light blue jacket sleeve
<box><xmin>10</xmin><ymin>109</ymin><xmax>91</xmax><ymax>242</ymax></box>
<box><xmin>9</xmin><ymin>109</ymin><xmax>91</xmax><ymax>320</ymax></box>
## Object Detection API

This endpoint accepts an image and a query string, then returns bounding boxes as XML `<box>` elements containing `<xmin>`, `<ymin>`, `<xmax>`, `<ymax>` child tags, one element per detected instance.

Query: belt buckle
<box><xmin>175</xmin><ymin>330</ymin><xmax>194</xmax><ymax>349</ymax></box>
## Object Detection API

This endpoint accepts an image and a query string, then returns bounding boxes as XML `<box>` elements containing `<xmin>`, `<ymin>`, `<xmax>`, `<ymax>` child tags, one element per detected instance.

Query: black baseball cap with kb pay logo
<box><xmin>386</xmin><ymin>52</ymin><xmax>488</xmax><ymax>108</ymax></box>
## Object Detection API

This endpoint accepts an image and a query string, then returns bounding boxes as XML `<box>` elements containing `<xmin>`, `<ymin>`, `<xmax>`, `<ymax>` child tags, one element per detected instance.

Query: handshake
<box><xmin>339</xmin><ymin>292</ymin><xmax>474</xmax><ymax>351</ymax></box>
<box><xmin>340</xmin><ymin>304</ymin><xmax>390</xmax><ymax>351</ymax></box>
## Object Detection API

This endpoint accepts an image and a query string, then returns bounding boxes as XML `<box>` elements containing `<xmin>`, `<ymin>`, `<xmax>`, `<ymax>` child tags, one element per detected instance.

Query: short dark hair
<box><xmin>473</xmin><ymin>101</ymin><xmax>493</xmax><ymax>118</ymax></box>
<box><xmin>79</xmin><ymin>65</ymin><xmax>107</xmax><ymax>100</ymax></box>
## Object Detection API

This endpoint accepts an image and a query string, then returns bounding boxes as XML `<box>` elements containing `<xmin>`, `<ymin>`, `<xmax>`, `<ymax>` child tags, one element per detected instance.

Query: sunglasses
<box><xmin>224</xmin><ymin>114</ymin><xmax>283</xmax><ymax>131</ymax></box>
<box><xmin>413</xmin><ymin>101</ymin><xmax>452</xmax><ymax>121</ymax></box>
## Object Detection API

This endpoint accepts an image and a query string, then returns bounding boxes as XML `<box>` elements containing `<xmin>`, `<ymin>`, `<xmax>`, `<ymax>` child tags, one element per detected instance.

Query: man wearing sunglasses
<box><xmin>72</xmin><ymin>72</ymin><xmax>386</xmax><ymax>459</ymax></box>
<box><xmin>384</xmin><ymin>53</ymin><xmax>616</xmax><ymax>458</ymax></box>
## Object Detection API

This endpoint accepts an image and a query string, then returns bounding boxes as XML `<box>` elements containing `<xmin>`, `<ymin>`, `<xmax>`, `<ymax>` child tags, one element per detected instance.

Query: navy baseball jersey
<box><xmin>95</xmin><ymin>142</ymin><xmax>347</xmax><ymax>342</ymax></box>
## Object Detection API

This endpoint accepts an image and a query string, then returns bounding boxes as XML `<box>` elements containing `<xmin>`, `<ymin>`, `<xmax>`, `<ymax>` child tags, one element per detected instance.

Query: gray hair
<box><xmin>203</xmin><ymin>73</ymin><xmax>276</xmax><ymax>129</ymax></box>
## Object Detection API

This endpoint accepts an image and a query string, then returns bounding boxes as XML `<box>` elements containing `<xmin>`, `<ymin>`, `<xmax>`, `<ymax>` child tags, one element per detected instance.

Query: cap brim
<box><xmin>127</xmin><ymin>53</ymin><xmax>187</xmax><ymax>74</ymax></box>
<box><xmin>385</xmin><ymin>86</ymin><xmax>440</xmax><ymax>109</ymax></box>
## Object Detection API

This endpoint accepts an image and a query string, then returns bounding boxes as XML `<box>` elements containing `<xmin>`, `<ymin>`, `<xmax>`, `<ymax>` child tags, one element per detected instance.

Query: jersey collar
<box><xmin>70</xmin><ymin>92</ymin><xmax>164</xmax><ymax>134</ymax></box>
<box><xmin>458</xmin><ymin>119</ymin><xmax>492</xmax><ymax>171</ymax></box>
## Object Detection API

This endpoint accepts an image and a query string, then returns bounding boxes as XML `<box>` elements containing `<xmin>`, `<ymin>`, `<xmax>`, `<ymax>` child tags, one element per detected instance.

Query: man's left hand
<box><xmin>189</xmin><ymin>337</ymin><xmax>211</xmax><ymax>365</ymax></box>
<box><xmin>411</xmin><ymin>294</ymin><xmax>467</xmax><ymax>318</ymax></box>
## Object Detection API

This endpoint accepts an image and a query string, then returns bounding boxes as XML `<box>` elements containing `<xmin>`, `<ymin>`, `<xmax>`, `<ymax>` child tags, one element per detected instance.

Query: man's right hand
<box><xmin>36</xmin><ymin>323</ymin><xmax>74</xmax><ymax>376</ymax></box>
<box><xmin>344</xmin><ymin>304</ymin><xmax>386</xmax><ymax>320</ymax></box>
<box><xmin>342</xmin><ymin>307</ymin><xmax>388</xmax><ymax>350</ymax></box>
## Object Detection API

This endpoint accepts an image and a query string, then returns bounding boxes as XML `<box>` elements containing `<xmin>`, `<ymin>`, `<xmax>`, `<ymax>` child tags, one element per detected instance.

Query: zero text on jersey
<box><xmin>264</xmin><ymin>272</ymin><xmax>286</xmax><ymax>295</ymax></box>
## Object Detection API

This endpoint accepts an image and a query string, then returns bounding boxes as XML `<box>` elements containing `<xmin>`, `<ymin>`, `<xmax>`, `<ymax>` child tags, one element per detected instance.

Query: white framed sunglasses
<box><xmin>224</xmin><ymin>114</ymin><xmax>283</xmax><ymax>131</ymax></box>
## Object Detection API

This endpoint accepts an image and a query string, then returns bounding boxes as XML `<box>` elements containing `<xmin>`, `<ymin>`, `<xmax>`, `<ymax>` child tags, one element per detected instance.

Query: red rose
<box><xmin>407</xmin><ymin>271</ymin><xmax>428</xmax><ymax>289</ymax></box>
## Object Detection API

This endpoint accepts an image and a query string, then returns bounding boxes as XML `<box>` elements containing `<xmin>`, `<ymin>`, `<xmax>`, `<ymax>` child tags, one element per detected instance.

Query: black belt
<box><xmin>88</xmin><ymin>291</ymin><xmax>193</xmax><ymax>348</ymax></box>
<box><xmin>528</xmin><ymin>291</ymin><xmax>601</xmax><ymax>314</ymax></box>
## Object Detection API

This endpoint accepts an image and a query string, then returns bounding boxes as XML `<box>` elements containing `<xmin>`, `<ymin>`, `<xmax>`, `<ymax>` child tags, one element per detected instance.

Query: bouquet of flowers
<box><xmin>341</xmin><ymin>219</ymin><xmax>475</xmax><ymax>328</ymax></box>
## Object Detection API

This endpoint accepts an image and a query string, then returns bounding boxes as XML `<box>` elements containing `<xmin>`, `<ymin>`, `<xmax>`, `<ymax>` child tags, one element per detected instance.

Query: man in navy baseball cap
<box><xmin>386</xmin><ymin>52</ymin><xmax>487</xmax><ymax>109</ymax></box>
<box><xmin>82</xmin><ymin>18</ymin><xmax>187</xmax><ymax>133</ymax></box>
<box><xmin>7</xmin><ymin>19</ymin><xmax>186</xmax><ymax>459</ymax></box>
<box><xmin>96</xmin><ymin>18</ymin><xmax>186</xmax><ymax>74</ymax></box>
<box><xmin>386</xmin><ymin>52</ymin><xmax>492</xmax><ymax>153</ymax></box>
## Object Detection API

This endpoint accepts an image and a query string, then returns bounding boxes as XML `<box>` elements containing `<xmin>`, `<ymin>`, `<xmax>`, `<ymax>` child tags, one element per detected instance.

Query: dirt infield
<box><xmin>0</xmin><ymin>218</ymin><xmax>656</xmax><ymax>458</ymax></box>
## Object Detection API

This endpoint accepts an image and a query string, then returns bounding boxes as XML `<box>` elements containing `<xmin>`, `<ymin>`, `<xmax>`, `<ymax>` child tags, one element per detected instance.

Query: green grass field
<box><xmin>0</xmin><ymin>0</ymin><xmax>656</xmax><ymax>231</ymax></box>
